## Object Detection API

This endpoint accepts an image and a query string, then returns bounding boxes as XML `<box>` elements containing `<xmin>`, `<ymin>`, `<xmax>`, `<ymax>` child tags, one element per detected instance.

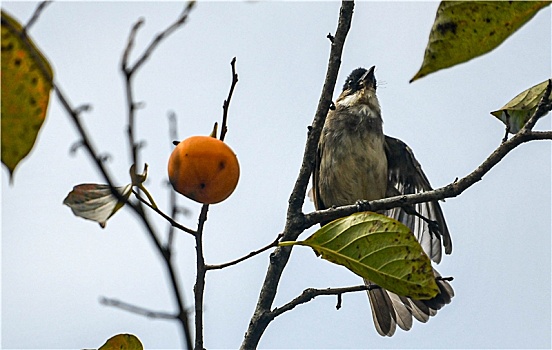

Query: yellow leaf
<box><xmin>411</xmin><ymin>1</ymin><xmax>550</xmax><ymax>82</ymax></box>
<box><xmin>1</xmin><ymin>10</ymin><xmax>54</xmax><ymax>181</ymax></box>
<box><xmin>491</xmin><ymin>80</ymin><xmax>551</xmax><ymax>133</ymax></box>
<box><xmin>98</xmin><ymin>334</ymin><xmax>143</xmax><ymax>350</ymax></box>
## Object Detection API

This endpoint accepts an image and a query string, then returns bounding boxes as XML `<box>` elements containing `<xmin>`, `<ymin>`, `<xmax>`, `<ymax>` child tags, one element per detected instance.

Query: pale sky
<box><xmin>2</xmin><ymin>2</ymin><xmax>551</xmax><ymax>349</ymax></box>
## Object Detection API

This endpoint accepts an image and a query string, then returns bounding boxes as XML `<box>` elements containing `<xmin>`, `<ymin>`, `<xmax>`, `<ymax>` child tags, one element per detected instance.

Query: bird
<box><xmin>311</xmin><ymin>66</ymin><xmax>454</xmax><ymax>336</ymax></box>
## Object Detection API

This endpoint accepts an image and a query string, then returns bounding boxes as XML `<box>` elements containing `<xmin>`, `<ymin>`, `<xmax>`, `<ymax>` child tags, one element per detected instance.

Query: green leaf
<box><xmin>63</xmin><ymin>183</ymin><xmax>132</xmax><ymax>228</ymax></box>
<box><xmin>1</xmin><ymin>10</ymin><xmax>54</xmax><ymax>181</ymax></box>
<box><xmin>281</xmin><ymin>212</ymin><xmax>439</xmax><ymax>299</ymax></box>
<box><xmin>411</xmin><ymin>1</ymin><xmax>551</xmax><ymax>82</ymax></box>
<box><xmin>98</xmin><ymin>334</ymin><xmax>143</xmax><ymax>350</ymax></box>
<box><xmin>491</xmin><ymin>80</ymin><xmax>551</xmax><ymax>133</ymax></box>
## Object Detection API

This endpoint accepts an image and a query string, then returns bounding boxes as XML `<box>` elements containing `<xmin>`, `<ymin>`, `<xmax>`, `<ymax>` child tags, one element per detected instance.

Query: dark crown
<box><xmin>343</xmin><ymin>67</ymin><xmax>376</xmax><ymax>92</ymax></box>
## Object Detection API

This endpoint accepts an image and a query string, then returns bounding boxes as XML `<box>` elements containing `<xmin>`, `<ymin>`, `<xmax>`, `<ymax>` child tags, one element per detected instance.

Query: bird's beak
<box><xmin>359</xmin><ymin>66</ymin><xmax>376</xmax><ymax>88</ymax></box>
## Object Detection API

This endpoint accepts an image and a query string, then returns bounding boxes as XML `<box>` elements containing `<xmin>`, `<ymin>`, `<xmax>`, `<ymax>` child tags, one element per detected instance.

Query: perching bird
<box><xmin>312</xmin><ymin>66</ymin><xmax>454</xmax><ymax>336</ymax></box>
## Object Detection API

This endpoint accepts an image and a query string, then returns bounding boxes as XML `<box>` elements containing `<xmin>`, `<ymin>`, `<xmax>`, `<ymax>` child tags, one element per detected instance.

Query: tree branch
<box><xmin>220</xmin><ymin>57</ymin><xmax>239</xmax><ymax>142</ymax></box>
<box><xmin>304</xmin><ymin>80</ymin><xmax>552</xmax><ymax>226</ymax></box>
<box><xmin>240</xmin><ymin>2</ymin><xmax>355</xmax><ymax>349</ymax></box>
<box><xmin>305</xmin><ymin>129</ymin><xmax>552</xmax><ymax>227</ymax></box>
<box><xmin>23</xmin><ymin>0</ymin><xmax>51</xmax><ymax>34</ymax></box>
<box><xmin>205</xmin><ymin>234</ymin><xmax>283</xmax><ymax>271</ymax></box>
<box><xmin>117</xmin><ymin>7</ymin><xmax>198</xmax><ymax>348</ymax></box>
<box><xmin>133</xmin><ymin>190</ymin><xmax>196</xmax><ymax>236</ymax></box>
<box><xmin>167</xmin><ymin>111</ymin><xmax>180</xmax><ymax>248</ymax></box>
<box><xmin>6</xmin><ymin>5</ymin><xmax>197</xmax><ymax>348</ymax></box>
<box><xmin>194</xmin><ymin>204</ymin><xmax>209</xmax><ymax>350</ymax></box>
<box><xmin>123</xmin><ymin>2</ymin><xmax>195</xmax><ymax>76</ymax></box>
<box><xmin>121</xmin><ymin>1</ymin><xmax>195</xmax><ymax>172</ymax></box>
<box><xmin>304</xmin><ymin>99</ymin><xmax>552</xmax><ymax>228</ymax></box>
<box><xmin>269</xmin><ymin>285</ymin><xmax>372</xmax><ymax>320</ymax></box>
<box><xmin>100</xmin><ymin>297</ymin><xmax>177</xmax><ymax>320</ymax></box>
<box><xmin>272</xmin><ymin>276</ymin><xmax>453</xmax><ymax>320</ymax></box>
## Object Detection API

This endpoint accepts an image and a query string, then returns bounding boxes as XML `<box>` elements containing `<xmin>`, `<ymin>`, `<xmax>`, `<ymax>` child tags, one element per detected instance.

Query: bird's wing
<box><xmin>384</xmin><ymin>135</ymin><xmax>452</xmax><ymax>263</ymax></box>
<box><xmin>312</xmin><ymin>139</ymin><xmax>327</xmax><ymax>211</ymax></box>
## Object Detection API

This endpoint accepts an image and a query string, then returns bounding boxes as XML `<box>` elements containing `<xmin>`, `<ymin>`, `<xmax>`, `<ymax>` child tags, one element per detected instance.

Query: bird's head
<box><xmin>335</xmin><ymin>66</ymin><xmax>380</xmax><ymax>115</ymax></box>
<box><xmin>343</xmin><ymin>66</ymin><xmax>377</xmax><ymax>92</ymax></box>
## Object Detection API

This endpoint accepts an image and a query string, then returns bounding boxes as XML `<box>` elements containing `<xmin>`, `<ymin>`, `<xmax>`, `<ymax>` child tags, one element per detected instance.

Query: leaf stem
<box><xmin>277</xmin><ymin>241</ymin><xmax>299</xmax><ymax>247</ymax></box>
<box><xmin>138</xmin><ymin>184</ymin><xmax>159</xmax><ymax>209</ymax></box>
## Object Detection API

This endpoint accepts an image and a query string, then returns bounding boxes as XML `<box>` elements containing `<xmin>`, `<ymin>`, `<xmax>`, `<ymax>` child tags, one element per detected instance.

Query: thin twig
<box><xmin>220</xmin><ymin>57</ymin><xmax>239</xmax><ymax>141</ymax></box>
<box><xmin>123</xmin><ymin>1</ymin><xmax>196</xmax><ymax>76</ymax></box>
<box><xmin>272</xmin><ymin>276</ymin><xmax>455</xmax><ymax>319</ymax></box>
<box><xmin>167</xmin><ymin>111</ymin><xmax>180</xmax><ymax>247</ymax></box>
<box><xmin>502</xmin><ymin>111</ymin><xmax>511</xmax><ymax>143</ymax></box>
<box><xmin>268</xmin><ymin>285</ymin><xmax>374</xmax><ymax>321</ymax></box>
<box><xmin>121</xmin><ymin>1</ymin><xmax>195</xmax><ymax>172</ymax></box>
<box><xmin>206</xmin><ymin>234</ymin><xmax>284</xmax><ymax>270</ymax></box>
<box><xmin>121</xmin><ymin>18</ymin><xmax>144</xmax><ymax>172</ymax></box>
<box><xmin>121</xmin><ymin>18</ymin><xmax>145</xmax><ymax>73</ymax></box>
<box><xmin>23</xmin><ymin>0</ymin><xmax>52</xmax><ymax>33</ymax></box>
<box><xmin>133</xmin><ymin>190</ymin><xmax>196</xmax><ymax>236</ymax></box>
<box><xmin>100</xmin><ymin>297</ymin><xmax>177</xmax><ymax>320</ymax></box>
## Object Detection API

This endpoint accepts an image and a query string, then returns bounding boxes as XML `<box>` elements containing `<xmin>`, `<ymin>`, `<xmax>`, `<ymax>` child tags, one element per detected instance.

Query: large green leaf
<box><xmin>1</xmin><ymin>10</ymin><xmax>54</xmax><ymax>180</ymax></box>
<box><xmin>491</xmin><ymin>80</ymin><xmax>551</xmax><ymax>133</ymax></box>
<box><xmin>281</xmin><ymin>212</ymin><xmax>439</xmax><ymax>299</ymax></box>
<box><xmin>411</xmin><ymin>1</ymin><xmax>550</xmax><ymax>82</ymax></box>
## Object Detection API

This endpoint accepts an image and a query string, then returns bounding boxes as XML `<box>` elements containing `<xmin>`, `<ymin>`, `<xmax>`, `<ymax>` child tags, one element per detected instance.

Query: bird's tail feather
<box><xmin>364</xmin><ymin>270</ymin><xmax>453</xmax><ymax>336</ymax></box>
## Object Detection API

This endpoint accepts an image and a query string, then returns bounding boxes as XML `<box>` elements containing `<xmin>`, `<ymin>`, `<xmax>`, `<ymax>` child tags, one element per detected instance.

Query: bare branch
<box><xmin>100</xmin><ymin>297</ymin><xmax>177</xmax><ymax>320</ymax></box>
<box><xmin>119</xmin><ymin>6</ymin><xmax>197</xmax><ymax>348</ymax></box>
<box><xmin>304</xmin><ymin>128</ymin><xmax>552</xmax><ymax>227</ymax></box>
<box><xmin>269</xmin><ymin>285</ymin><xmax>373</xmax><ymax>320</ymax></box>
<box><xmin>23</xmin><ymin>0</ymin><xmax>52</xmax><ymax>33</ymax></box>
<box><xmin>240</xmin><ymin>2</ymin><xmax>355</xmax><ymax>349</ymax></box>
<box><xmin>220</xmin><ymin>57</ymin><xmax>239</xmax><ymax>141</ymax></box>
<box><xmin>206</xmin><ymin>234</ymin><xmax>283</xmax><ymax>271</ymax></box>
<box><xmin>121</xmin><ymin>1</ymin><xmax>195</xmax><ymax>171</ymax></box>
<box><xmin>284</xmin><ymin>2</ymin><xmax>355</xmax><ymax>223</ymax></box>
<box><xmin>121</xmin><ymin>18</ymin><xmax>145</xmax><ymax>73</ymax></box>
<box><xmin>123</xmin><ymin>2</ymin><xmax>196</xmax><ymax>76</ymax></box>
<box><xmin>194</xmin><ymin>204</ymin><xmax>209</xmax><ymax>350</ymax></box>
<box><xmin>167</xmin><ymin>111</ymin><xmax>180</xmax><ymax>247</ymax></box>
<box><xmin>271</xmin><ymin>276</ymin><xmax>454</xmax><ymax>319</ymax></box>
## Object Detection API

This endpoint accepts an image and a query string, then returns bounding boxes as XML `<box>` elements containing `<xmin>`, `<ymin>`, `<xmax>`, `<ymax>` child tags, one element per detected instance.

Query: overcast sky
<box><xmin>2</xmin><ymin>1</ymin><xmax>551</xmax><ymax>349</ymax></box>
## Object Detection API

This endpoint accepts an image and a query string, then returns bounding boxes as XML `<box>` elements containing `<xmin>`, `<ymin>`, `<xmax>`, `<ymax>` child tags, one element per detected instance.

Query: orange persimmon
<box><xmin>168</xmin><ymin>136</ymin><xmax>240</xmax><ymax>204</ymax></box>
